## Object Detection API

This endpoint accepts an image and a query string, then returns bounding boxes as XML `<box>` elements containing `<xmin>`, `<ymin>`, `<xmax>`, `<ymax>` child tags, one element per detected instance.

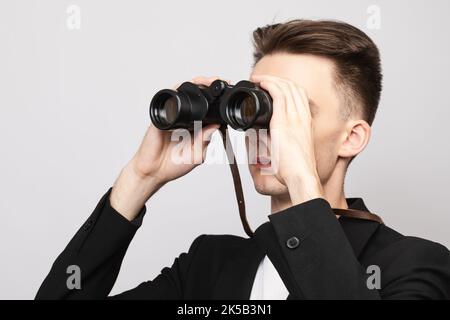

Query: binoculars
<box><xmin>149</xmin><ymin>80</ymin><xmax>273</xmax><ymax>130</ymax></box>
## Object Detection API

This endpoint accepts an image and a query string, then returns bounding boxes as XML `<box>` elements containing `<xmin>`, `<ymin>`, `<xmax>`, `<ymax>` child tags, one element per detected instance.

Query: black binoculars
<box><xmin>149</xmin><ymin>80</ymin><xmax>273</xmax><ymax>130</ymax></box>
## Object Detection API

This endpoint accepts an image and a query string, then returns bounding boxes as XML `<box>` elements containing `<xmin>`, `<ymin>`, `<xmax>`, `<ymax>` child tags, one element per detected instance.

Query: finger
<box><xmin>251</xmin><ymin>75</ymin><xmax>290</xmax><ymax>116</ymax></box>
<box><xmin>191</xmin><ymin>124</ymin><xmax>219</xmax><ymax>164</ymax></box>
<box><xmin>171</xmin><ymin>81</ymin><xmax>183</xmax><ymax>90</ymax></box>
<box><xmin>191</xmin><ymin>123</ymin><xmax>219</xmax><ymax>140</ymax></box>
<box><xmin>201</xmin><ymin>124</ymin><xmax>220</xmax><ymax>161</ymax></box>
<box><xmin>251</xmin><ymin>75</ymin><xmax>286</xmax><ymax>118</ymax></box>
<box><xmin>201</xmin><ymin>124</ymin><xmax>220</xmax><ymax>144</ymax></box>
<box><xmin>272</xmin><ymin>78</ymin><xmax>297</xmax><ymax>120</ymax></box>
<box><xmin>251</xmin><ymin>74</ymin><xmax>282</xmax><ymax>84</ymax></box>
<box><xmin>191</xmin><ymin>76</ymin><xmax>221</xmax><ymax>87</ymax></box>
<box><xmin>282</xmin><ymin>79</ymin><xmax>308</xmax><ymax>119</ymax></box>
<box><xmin>147</xmin><ymin>121</ymin><xmax>168</xmax><ymax>142</ymax></box>
<box><xmin>253</xmin><ymin>74</ymin><xmax>310</xmax><ymax>119</ymax></box>
<box><xmin>256</xmin><ymin>79</ymin><xmax>287</xmax><ymax>127</ymax></box>
<box><xmin>294</xmin><ymin>85</ymin><xmax>312</xmax><ymax>120</ymax></box>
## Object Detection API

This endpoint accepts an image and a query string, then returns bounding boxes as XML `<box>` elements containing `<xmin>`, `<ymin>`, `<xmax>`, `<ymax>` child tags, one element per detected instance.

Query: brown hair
<box><xmin>252</xmin><ymin>19</ymin><xmax>382</xmax><ymax>125</ymax></box>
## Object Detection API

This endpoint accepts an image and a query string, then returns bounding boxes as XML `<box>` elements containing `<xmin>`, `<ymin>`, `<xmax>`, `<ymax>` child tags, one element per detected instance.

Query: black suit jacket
<box><xmin>36</xmin><ymin>189</ymin><xmax>450</xmax><ymax>299</ymax></box>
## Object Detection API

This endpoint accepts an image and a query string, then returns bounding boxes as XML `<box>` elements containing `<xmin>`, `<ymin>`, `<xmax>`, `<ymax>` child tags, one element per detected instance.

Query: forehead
<box><xmin>251</xmin><ymin>53</ymin><xmax>340</xmax><ymax>111</ymax></box>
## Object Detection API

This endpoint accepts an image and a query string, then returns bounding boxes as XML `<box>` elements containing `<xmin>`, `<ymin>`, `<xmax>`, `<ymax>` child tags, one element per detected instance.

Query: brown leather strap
<box><xmin>219</xmin><ymin>125</ymin><xmax>254</xmax><ymax>237</ymax></box>
<box><xmin>333</xmin><ymin>208</ymin><xmax>384</xmax><ymax>224</ymax></box>
<box><xmin>219</xmin><ymin>125</ymin><xmax>383</xmax><ymax>238</ymax></box>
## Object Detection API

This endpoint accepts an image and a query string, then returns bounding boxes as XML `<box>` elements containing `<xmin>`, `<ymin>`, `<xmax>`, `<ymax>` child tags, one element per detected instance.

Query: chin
<box><xmin>249</xmin><ymin>164</ymin><xmax>288</xmax><ymax>196</ymax></box>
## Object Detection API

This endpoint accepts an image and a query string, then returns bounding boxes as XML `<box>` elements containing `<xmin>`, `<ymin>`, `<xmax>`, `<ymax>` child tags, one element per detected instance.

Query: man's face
<box><xmin>247</xmin><ymin>52</ymin><xmax>348</xmax><ymax>196</ymax></box>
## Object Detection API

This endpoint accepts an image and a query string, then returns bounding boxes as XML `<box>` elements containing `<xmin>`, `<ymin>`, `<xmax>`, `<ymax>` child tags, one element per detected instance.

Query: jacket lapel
<box><xmin>253</xmin><ymin>222</ymin><xmax>305</xmax><ymax>299</ymax></box>
<box><xmin>212</xmin><ymin>198</ymin><xmax>381</xmax><ymax>299</ymax></box>
<box><xmin>338</xmin><ymin>217</ymin><xmax>380</xmax><ymax>258</ymax></box>
<box><xmin>339</xmin><ymin>198</ymin><xmax>381</xmax><ymax>258</ymax></box>
<box><xmin>211</xmin><ymin>237</ymin><xmax>265</xmax><ymax>299</ymax></box>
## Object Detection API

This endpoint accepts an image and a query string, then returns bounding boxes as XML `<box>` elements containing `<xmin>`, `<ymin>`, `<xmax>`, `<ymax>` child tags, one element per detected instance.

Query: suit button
<box><xmin>286</xmin><ymin>236</ymin><xmax>300</xmax><ymax>249</ymax></box>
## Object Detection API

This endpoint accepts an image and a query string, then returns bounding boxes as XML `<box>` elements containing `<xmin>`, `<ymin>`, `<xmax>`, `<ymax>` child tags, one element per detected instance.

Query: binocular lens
<box><xmin>149</xmin><ymin>80</ymin><xmax>271</xmax><ymax>130</ymax></box>
<box><xmin>228</xmin><ymin>92</ymin><xmax>258</xmax><ymax>127</ymax></box>
<box><xmin>153</xmin><ymin>93</ymin><xmax>179</xmax><ymax>126</ymax></box>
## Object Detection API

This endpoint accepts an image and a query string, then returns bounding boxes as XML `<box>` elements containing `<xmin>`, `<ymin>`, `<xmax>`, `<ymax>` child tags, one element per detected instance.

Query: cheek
<box><xmin>312</xmin><ymin>119</ymin><xmax>343</xmax><ymax>180</ymax></box>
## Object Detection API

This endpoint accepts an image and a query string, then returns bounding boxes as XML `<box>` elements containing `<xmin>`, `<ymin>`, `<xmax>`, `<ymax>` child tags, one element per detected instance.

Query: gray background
<box><xmin>0</xmin><ymin>0</ymin><xmax>449</xmax><ymax>299</ymax></box>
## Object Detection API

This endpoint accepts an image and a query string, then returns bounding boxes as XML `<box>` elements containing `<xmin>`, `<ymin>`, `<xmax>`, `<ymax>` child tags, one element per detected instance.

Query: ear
<box><xmin>338</xmin><ymin>120</ymin><xmax>371</xmax><ymax>158</ymax></box>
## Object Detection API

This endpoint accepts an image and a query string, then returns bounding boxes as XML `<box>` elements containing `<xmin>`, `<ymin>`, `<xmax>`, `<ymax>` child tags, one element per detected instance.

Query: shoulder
<box><xmin>188</xmin><ymin>233</ymin><xmax>249</xmax><ymax>255</ymax></box>
<box><xmin>366</xmin><ymin>224</ymin><xmax>450</xmax><ymax>280</ymax></box>
<box><xmin>182</xmin><ymin>234</ymin><xmax>251</xmax><ymax>279</ymax></box>
<box><xmin>366</xmin><ymin>225</ymin><xmax>450</xmax><ymax>298</ymax></box>
<box><xmin>371</xmin><ymin>223</ymin><xmax>450</xmax><ymax>259</ymax></box>
<box><xmin>183</xmin><ymin>233</ymin><xmax>258</xmax><ymax>269</ymax></box>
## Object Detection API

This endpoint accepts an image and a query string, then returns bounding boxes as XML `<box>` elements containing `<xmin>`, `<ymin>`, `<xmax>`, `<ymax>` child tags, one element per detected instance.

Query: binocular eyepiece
<box><xmin>149</xmin><ymin>80</ymin><xmax>273</xmax><ymax>130</ymax></box>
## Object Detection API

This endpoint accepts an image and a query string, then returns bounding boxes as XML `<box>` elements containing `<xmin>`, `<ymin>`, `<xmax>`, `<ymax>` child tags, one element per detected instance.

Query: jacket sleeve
<box><xmin>35</xmin><ymin>188</ymin><xmax>205</xmax><ymax>300</ymax></box>
<box><xmin>268</xmin><ymin>198</ymin><xmax>381</xmax><ymax>300</ymax></box>
<box><xmin>268</xmin><ymin>198</ymin><xmax>450</xmax><ymax>300</ymax></box>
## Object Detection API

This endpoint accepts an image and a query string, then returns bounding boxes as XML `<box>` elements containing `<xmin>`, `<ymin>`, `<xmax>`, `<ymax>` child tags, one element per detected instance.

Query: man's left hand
<box><xmin>251</xmin><ymin>74</ymin><xmax>325</xmax><ymax>206</ymax></box>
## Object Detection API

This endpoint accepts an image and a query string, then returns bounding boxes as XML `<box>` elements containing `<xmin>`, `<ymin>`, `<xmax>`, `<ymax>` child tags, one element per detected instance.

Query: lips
<box><xmin>255</xmin><ymin>156</ymin><xmax>271</xmax><ymax>168</ymax></box>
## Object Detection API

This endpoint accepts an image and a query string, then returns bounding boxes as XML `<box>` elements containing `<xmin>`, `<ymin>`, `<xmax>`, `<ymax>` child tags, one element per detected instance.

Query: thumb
<box><xmin>202</xmin><ymin>124</ymin><xmax>220</xmax><ymax>143</ymax></box>
<box><xmin>192</xmin><ymin>124</ymin><xmax>220</xmax><ymax>164</ymax></box>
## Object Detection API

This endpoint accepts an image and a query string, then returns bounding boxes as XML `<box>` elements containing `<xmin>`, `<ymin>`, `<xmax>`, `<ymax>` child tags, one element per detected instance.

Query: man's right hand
<box><xmin>110</xmin><ymin>76</ymin><xmax>221</xmax><ymax>221</ymax></box>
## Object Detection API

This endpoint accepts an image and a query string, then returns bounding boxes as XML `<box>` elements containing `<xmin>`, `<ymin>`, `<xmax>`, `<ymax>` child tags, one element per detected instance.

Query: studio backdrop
<box><xmin>0</xmin><ymin>0</ymin><xmax>449</xmax><ymax>299</ymax></box>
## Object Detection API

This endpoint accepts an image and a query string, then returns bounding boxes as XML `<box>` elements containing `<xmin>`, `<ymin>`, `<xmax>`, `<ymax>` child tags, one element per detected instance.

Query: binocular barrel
<box><xmin>149</xmin><ymin>80</ymin><xmax>273</xmax><ymax>130</ymax></box>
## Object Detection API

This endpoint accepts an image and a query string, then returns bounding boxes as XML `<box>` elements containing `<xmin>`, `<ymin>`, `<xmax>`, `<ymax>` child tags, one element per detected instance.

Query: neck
<box><xmin>271</xmin><ymin>161</ymin><xmax>349</xmax><ymax>214</ymax></box>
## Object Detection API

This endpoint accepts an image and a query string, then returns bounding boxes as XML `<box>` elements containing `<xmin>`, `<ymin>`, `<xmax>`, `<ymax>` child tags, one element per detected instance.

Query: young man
<box><xmin>36</xmin><ymin>19</ymin><xmax>450</xmax><ymax>299</ymax></box>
